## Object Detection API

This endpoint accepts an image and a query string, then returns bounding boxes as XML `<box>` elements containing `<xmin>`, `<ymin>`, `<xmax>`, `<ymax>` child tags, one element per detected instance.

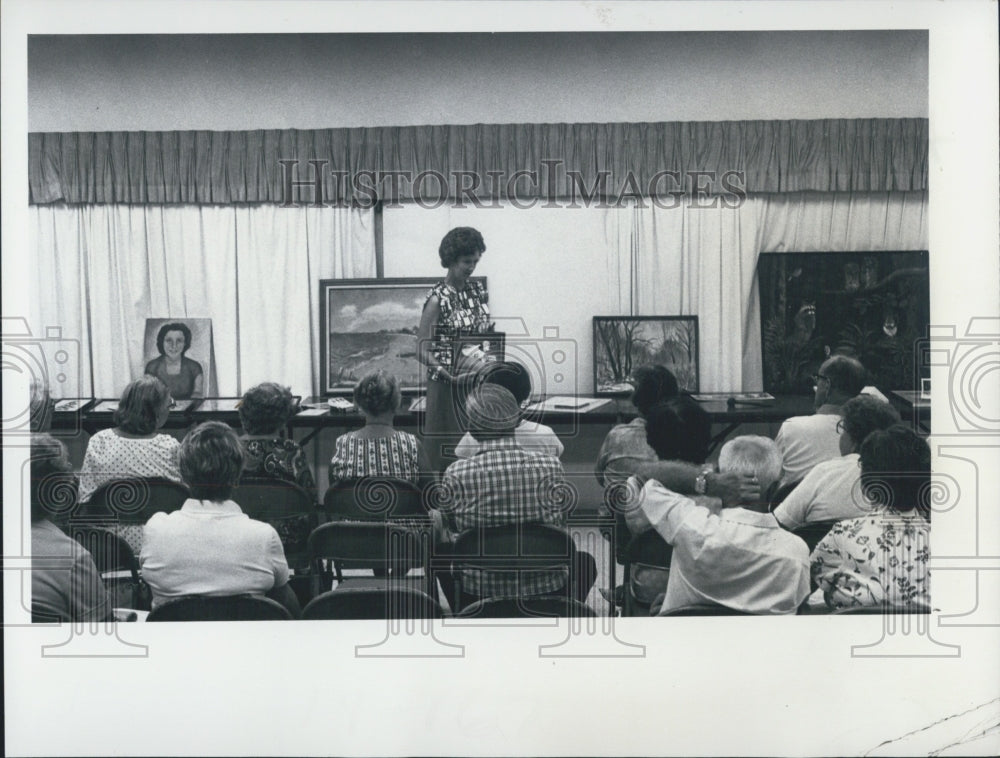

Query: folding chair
<box><xmin>449</xmin><ymin>523</ymin><xmax>577</xmax><ymax>614</ymax></box>
<box><xmin>82</xmin><ymin>477</ymin><xmax>190</xmax><ymax>552</ymax></box>
<box><xmin>307</xmin><ymin>520</ymin><xmax>434</xmax><ymax>598</ymax></box>
<box><xmin>234</xmin><ymin>476</ymin><xmax>319</xmax><ymax>569</ymax></box>
<box><xmin>302</xmin><ymin>586</ymin><xmax>444</xmax><ymax>620</ymax></box>
<box><xmin>456</xmin><ymin>596</ymin><xmax>596</xmax><ymax>619</ymax></box>
<box><xmin>660</xmin><ymin>603</ymin><xmax>755</xmax><ymax>616</ymax></box>
<box><xmin>322</xmin><ymin>477</ymin><xmax>427</xmax><ymax>521</ymax></box>
<box><xmin>147</xmin><ymin>595</ymin><xmax>293</xmax><ymax>621</ymax></box>
<box><xmin>622</xmin><ymin>528</ymin><xmax>673</xmax><ymax>617</ymax></box>
<box><xmin>66</xmin><ymin>524</ymin><xmax>149</xmax><ymax>610</ymax></box>
<box><xmin>832</xmin><ymin>604</ymin><xmax>931</xmax><ymax>615</ymax></box>
<box><xmin>86</xmin><ymin>477</ymin><xmax>189</xmax><ymax>519</ymax></box>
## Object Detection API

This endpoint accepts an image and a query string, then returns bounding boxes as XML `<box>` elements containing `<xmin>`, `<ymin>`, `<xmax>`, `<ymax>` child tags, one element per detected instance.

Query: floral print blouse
<box><xmin>810</xmin><ymin>508</ymin><xmax>930</xmax><ymax>610</ymax></box>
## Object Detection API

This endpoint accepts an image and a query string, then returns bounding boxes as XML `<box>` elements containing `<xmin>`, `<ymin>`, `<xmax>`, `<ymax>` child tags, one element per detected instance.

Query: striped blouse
<box><xmin>328</xmin><ymin>429</ymin><xmax>422</xmax><ymax>486</ymax></box>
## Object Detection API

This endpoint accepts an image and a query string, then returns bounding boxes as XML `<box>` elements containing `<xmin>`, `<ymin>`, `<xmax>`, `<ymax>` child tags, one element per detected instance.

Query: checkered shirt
<box><xmin>440</xmin><ymin>437</ymin><xmax>570</xmax><ymax>598</ymax></box>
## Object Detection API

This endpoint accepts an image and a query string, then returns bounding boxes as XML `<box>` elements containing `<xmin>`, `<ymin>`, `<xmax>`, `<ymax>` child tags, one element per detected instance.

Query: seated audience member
<box><xmin>623</xmin><ymin>398</ymin><xmax>714</xmax><ymax>534</ymax></box>
<box><xmin>774</xmin><ymin>355</ymin><xmax>867</xmax><ymax>490</ymax></box>
<box><xmin>716</xmin><ymin>435</ymin><xmax>784</xmax><ymax>512</ymax></box>
<box><xmin>77</xmin><ymin>376</ymin><xmax>182</xmax><ymax>503</ymax></box>
<box><xmin>238</xmin><ymin>382</ymin><xmax>315</xmax><ymax>494</ymax></box>
<box><xmin>595</xmin><ymin>364</ymin><xmax>678</xmax><ymax>487</ymax></box>
<box><xmin>455</xmin><ymin>361</ymin><xmax>563</xmax><ymax>459</ymax></box>
<box><xmin>436</xmin><ymin>385</ymin><xmax>597</xmax><ymax>609</ymax></box>
<box><xmin>29</xmin><ymin>378</ymin><xmax>55</xmax><ymax>433</ymax></box>
<box><xmin>810</xmin><ymin>425</ymin><xmax>931</xmax><ymax>611</ymax></box>
<box><xmin>627</xmin><ymin>424</ymin><xmax>811</xmax><ymax>615</ymax></box>
<box><xmin>237</xmin><ymin>382</ymin><xmax>317</xmax><ymax>562</ymax></box>
<box><xmin>773</xmin><ymin>395</ymin><xmax>901</xmax><ymax>531</ymax></box>
<box><xmin>31</xmin><ymin>435</ymin><xmax>113</xmax><ymax>623</ymax></box>
<box><xmin>329</xmin><ymin>370</ymin><xmax>432</xmax><ymax>490</ymax></box>
<box><xmin>140</xmin><ymin>422</ymin><xmax>300</xmax><ymax>617</ymax></box>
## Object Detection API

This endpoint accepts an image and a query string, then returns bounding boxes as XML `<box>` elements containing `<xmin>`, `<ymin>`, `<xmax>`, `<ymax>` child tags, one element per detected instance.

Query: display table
<box><xmin>53</xmin><ymin>393</ymin><xmax>818</xmax><ymax>452</ymax></box>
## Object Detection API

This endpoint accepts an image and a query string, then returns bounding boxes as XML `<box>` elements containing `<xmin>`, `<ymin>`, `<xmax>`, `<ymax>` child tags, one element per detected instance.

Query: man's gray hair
<box><xmin>718</xmin><ymin>435</ymin><xmax>783</xmax><ymax>492</ymax></box>
<box><xmin>465</xmin><ymin>384</ymin><xmax>520</xmax><ymax>440</ymax></box>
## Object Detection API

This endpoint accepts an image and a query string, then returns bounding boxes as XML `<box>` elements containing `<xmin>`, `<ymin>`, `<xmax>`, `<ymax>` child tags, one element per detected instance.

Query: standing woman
<box><xmin>145</xmin><ymin>322</ymin><xmax>204</xmax><ymax>400</ymax></box>
<box><xmin>416</xmin><ymin>227</ymin><xmax>491</xmax><ymax>473</ymax></box>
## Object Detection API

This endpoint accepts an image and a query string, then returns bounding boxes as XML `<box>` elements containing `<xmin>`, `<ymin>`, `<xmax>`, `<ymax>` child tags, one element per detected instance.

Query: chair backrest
<box><xmin>322</xmin><ymin>477</ymin><xmax>426</xmax><ymax>520</ymax></box>
<box><xmin>450</xmin><ymin>523</ymin><xmax>574</xmax><ymax>573</ymax></box>
<box><xmin>623</xmin><ymin>528</ymin><xmax>673</xmax><ymax>611</ymax></box>
<box><xmin>66</xmin><ymin>524</ymin><xmax>139</xmax><ymax>578</ymax></box>
<box><xmin>456</xmin><ymin>596</ymin><xmax>596</xmax><ymax>618</ymax></box>
<box><xmin>660</xmin><ymin>603</ymin><xmax>754</xmax><ymax>616</ymax></box>
<box><xmin>301</xmin><ymin>586</ymin><xmax>443</xmax><ymax>620</ymax></box>
<box><xmin>603</xmin><ymin>481</ymin><xmax>640</xmax><ymax>560</ymax></box>
<box><xmin>792</xmin><ymin>519</ymin><xmax>842</xmax><ymax>552</ymax></box>
<box><xmin>308</xmin><ymin>520</ymin><xmax>431</xmax><ymax>573</ymax></box>
<box><xmin>624</xmin><ymin>528</ymin><xmax>673</xmax><ymax>568</ymax></box>
<box><xmin>832</xmin><ymin>604</ymin><xmax>931</xmax><ymax>615</ymax></box>
<box><xmin>85</xmin><ymin>477</ymin><xmax>189</xmax><ymax>522</ymax></box>
<box><xmin>147</xmin><ymin>595</ymin><xmax>293</xmax><ymax>621</ymax></box>
<box><xmin>234</xmin><ymin>476</ymin><xmax>316</xmax><ymax>522</ymax></box>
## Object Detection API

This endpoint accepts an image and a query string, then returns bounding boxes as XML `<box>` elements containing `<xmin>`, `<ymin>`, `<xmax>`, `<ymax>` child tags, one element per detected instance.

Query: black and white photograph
<box><xmin>3</xmin><ymin>1</ymin><xmax>999</xmax><ymax>756</ymax></box>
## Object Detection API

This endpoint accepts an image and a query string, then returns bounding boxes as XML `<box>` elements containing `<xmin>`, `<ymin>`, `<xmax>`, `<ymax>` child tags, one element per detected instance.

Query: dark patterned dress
<box><xmin>239</xmin><ymin>437</ymin><xmax>317</xmax><ymax>567</ymax></box>
<box><xmin>423</xmin><ymin>279</ymin><xmax>490</xmax><ymax>472</ymax></box>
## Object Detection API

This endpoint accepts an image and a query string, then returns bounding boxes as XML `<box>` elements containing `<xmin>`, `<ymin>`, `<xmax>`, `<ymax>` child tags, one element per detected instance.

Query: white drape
<box><xmin>626</xmin><ymin>191</ymin><xmax>928</xmax><ymax>392</ymax></box>
<box><xmin>30</xmin><ymin>204</ymin><xmax>375</xmax><ymax>398</ymax></box>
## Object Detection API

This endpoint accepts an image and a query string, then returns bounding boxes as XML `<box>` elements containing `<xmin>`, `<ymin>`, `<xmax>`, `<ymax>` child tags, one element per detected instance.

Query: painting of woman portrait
<box><xmin>144</xmin><ymin>321</ymin><xmax>205</xmax><ymax>399</ymax></box>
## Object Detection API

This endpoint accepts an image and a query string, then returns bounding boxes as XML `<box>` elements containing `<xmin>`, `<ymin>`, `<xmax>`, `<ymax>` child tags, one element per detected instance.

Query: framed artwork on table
<box><xmin>592</xmin><ymin>316</ymin><xmax>699</xmax><ymax>395</ymax></box>
<box><xmin>320</xmin><ymin>277</ymin><xmax>487</xmax><ymax>395</ymax></box>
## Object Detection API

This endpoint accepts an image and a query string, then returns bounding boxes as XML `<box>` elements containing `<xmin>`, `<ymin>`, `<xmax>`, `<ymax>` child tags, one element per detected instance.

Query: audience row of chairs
<box><xmin>63</xmin><ymin>475</ymin><xmax>928</xmax><ymax>621</ymax></box>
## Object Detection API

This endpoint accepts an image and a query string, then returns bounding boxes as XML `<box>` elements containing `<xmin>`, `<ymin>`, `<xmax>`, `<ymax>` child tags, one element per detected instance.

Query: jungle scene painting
<box><xmin>593</xmin><ymin>316</ymin><xmax>699</xmax><ymax>395</ymax></box>
<box><xmin>758</xmin><ymin>251</ymin><xmax>929</xmax><ymax>394</ymax></box>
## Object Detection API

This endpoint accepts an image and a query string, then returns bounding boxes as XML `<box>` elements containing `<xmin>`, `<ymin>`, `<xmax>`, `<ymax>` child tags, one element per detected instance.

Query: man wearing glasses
<box><xmin>773</xmin><ymin>355</ymin><xmax>867</xmax><ymax>490</ymax></box>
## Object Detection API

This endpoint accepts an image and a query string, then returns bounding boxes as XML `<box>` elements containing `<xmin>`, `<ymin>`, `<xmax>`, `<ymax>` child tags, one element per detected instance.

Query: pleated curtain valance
<box><xmin>28</xmin><ymin>118</ymin><xmax>928</xmax><ymax>205</ymax></box>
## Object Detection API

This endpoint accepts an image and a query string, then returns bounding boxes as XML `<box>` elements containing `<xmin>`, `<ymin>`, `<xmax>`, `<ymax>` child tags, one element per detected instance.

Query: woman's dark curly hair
<box><xmin>645</xmin><ymin>397</ymin><xmax>711</xmax><ymax>464</ymax></box>
<box><xmin>438</xmin><ymin>227</ymin><xmax>486</xmax><ymax>268</ymax></box>
<box><xmin>859</xmin><ymin>424</ymin><xmax>931</xmax><ymax>514</ymax></box>
<box><xmin>630</xmin><ymin>365</ymin><xmax>680</xmax><ymax>417</ymax></box>
<box><xmin>239</xmin><ymin>382</ymin><xmax>296</xmax><ymax>435</ymax></box>
<box><xmin>156</xmin><ymin>322</ymin><xmax>192</xmax><ymax>355</ymax></box>
<box><xmin>353</xmin><ymin>370</ymin><xmax>401</xmax><ymax>416</ymax></box>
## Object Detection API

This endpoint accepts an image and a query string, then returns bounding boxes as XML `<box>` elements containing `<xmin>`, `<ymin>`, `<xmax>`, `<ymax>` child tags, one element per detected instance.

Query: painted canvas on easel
<box><xmin>758</xmin><ymin>251</ymin><xmax>929</xmax><ymax>394</ymax></box>
<box><xmin>141</xmin><ymin>318</ymin><xmax>217</xmax><ymax>399</ymax></box>
<box><xmin>593</xmin><ymin>316</ymin><xmax>699</xmax><ymax>395</ymax></box>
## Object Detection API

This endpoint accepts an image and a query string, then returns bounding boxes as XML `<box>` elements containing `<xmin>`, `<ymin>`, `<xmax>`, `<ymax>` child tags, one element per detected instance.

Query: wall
<box><xmin>28</xmin><ymin>31</ymin><xmax>927</xmax><ymax>131</ymax></box>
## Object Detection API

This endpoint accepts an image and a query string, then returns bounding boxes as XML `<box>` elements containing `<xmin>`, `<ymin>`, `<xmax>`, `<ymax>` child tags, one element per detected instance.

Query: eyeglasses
<box><xmin>836</xmin><ymin>419</ymin><xmax>845</xmax><ymax>434</ymax></box>
<box><xmin>811</xmin><ymin>373</ymin><xmax>831</xmax><ymax>385</ymax></box>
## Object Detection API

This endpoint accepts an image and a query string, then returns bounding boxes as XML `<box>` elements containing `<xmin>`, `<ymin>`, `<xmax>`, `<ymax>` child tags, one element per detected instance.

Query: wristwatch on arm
<box><xmin>694</xmin><ymin>464</ymin><xmax>714</xmax><ymax>495</ymax></box>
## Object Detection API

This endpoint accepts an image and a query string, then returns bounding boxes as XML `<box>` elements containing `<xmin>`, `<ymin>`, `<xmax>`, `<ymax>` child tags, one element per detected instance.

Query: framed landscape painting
<box><xmin>320</xmin><ymin>277</ymin><xmax>487</xmax><ymax>395</ymax></box>
<box><xmin>593</xmin><ymin>316</ymin><xmax>699</xmax><ymax>395</ymax></box>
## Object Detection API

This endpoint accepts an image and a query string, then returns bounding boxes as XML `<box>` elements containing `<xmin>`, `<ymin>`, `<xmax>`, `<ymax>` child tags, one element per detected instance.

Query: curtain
<box><xmin>625</xmin><ymin>191</ymin><xmax>929</xmax><ymax>392</ymax></box>
<box><xmin>29</xmin><ymin>204</ymin><xmax>375</xmax><ymax>399</ymax></box>
<box><xmin>28</xmin><ymin>119</ymin><xmax>928</xmax><ymax>205</ymax></box>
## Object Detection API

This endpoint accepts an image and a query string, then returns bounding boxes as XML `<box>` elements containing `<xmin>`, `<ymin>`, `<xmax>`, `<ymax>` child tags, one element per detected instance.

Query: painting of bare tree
<box><xmin>593</xmin><ymin>316</ymin><xmax>699</xmax><ymax>395</ymax></box>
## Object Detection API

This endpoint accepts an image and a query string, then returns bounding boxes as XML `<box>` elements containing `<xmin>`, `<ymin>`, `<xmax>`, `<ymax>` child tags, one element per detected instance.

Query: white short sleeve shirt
<box><xmin>140</xmin><ymin>499</ymin><xmax>289</xmax><ymax>608</ymax></box>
